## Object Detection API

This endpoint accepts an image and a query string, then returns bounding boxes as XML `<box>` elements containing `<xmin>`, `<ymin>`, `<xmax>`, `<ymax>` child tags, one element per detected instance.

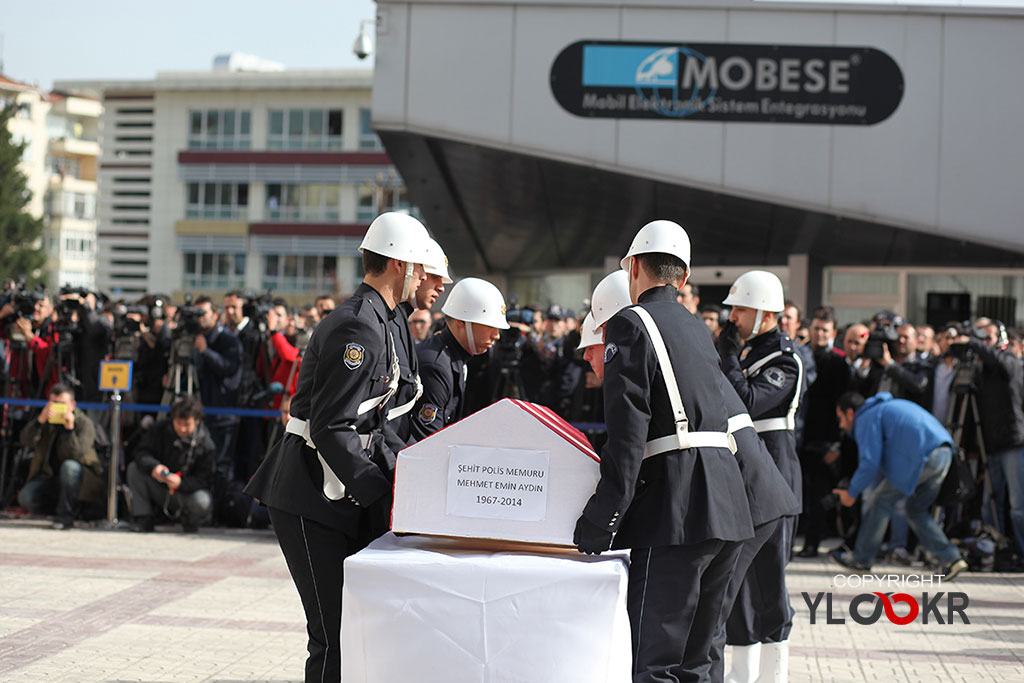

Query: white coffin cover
<box><xmin>392</xmin><ymin>398</ymin><xmax>601</xmax><ymax>545</ymax></box>
<box><xmin>342</xmin><ymin>533</ymin><xmax>631</xmax><ymax>683</ymax></box>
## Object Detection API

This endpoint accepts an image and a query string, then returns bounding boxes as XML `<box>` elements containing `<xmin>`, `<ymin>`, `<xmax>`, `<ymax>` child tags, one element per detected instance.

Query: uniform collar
<box><xmin>442</xmin><ymin>325</ymin><xmax>471</xmax><ymax>363</ymax></box>
<box><xmin>355</xmin><ymin>282</ymin><xmax>397</xmax><ymax>322</ymax></box>
<box><xmin>746</xmin><ymin>325</ymin><xmax>782</xmax><ymax>348</ymax></box>
<box><xmin>637</xmin><ymin>284</ymin><xmax>678</xmax><ymax>304</ymax></box>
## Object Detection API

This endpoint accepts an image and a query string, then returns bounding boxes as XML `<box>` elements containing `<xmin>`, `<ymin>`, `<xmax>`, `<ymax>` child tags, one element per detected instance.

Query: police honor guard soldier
<box><xmin>386</xmin><ymin>237</ymin><xmax>452</xmax><ymax>447</ymax></box>
<box><xmin>574</xmin><ymin>221</ymin><xmax>754</xmax><ymax>683</ymax></box>
<box><xmin>717</xmin><ymin>270</ymin><xmax>805</xmax><ymax>682</ymax></box>
<box><xmin>411</xmin><ymin>277</ymin><xmax>509</xmax><ymax>440</ymax></box>
<box><xmin>244</xmin><ymin>212</ymin><xmax>433</xmax><ymax>683</ymax></box>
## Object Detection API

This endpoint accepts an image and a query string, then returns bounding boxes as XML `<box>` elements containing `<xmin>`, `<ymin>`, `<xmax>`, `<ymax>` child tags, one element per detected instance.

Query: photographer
<box><xmin>2</xmin><ymin>293</ymin><xmax>58</xmax><ymax>396</ymax></box>
<box><xmin>876</xmin><ymin>323</ymin><xmax>932</xmax><ymax>408</ymax></box>
<box><xmin>126</xmin><ymin>396</ymin><xmax>215</xmax><ymax>533</ymax></box>
<box><xmin>132</xmin><ymin>296</ymin><xmax>171</xmax><ymax>407</ymax></box>
<box><xmin>17</xmin><ymin>383</ymin><xmax>104</xmax><ymax>529</ymax></box>
<box><xmin>192</xmin><ymin>296</ymin><xmax>242</xmax><ymax>504</ymax></box>
<box><xmin>61</xmin><ymin>290</ymin><xmax>112</xmax><ymax>403</ymax></box>
<box><xmin>956</xmin><ymin>321</ymin><xmax>1024</xmax><ymax>562</ymax></box>
<box><xmin>265</xmin><ymin>302</ymin><xmax>301</xmax><ymax>410</ymax></box>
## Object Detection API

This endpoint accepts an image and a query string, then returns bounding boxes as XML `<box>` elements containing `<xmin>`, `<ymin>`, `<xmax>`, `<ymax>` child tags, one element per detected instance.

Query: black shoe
<box><xmin>51</xmin><ymin>520</ymin><xmax>73</xmax><ymax>530</ymax></box>
<box><xmin>132</xmin><ymin>516</ymin><xmax>155</xmax><ymax>533</ymax></box>
<box><xmin>796</xmin><ymin>546</ymin><xmax>819</xmax><ymax>558</ymax></box>
<box><xmin>182</xmin><ymin>521</ymin><xmax>199</xmax><ymax>534</ymax></box>
<box><xmin>830</xmin><ymin>549</ymin><xmax>871</xmax><ymax>572</ymax></box>
<box><xmin>942</xmin><ymin>558</ymin><xmax>969</xmax><ymax>582</ymax></box>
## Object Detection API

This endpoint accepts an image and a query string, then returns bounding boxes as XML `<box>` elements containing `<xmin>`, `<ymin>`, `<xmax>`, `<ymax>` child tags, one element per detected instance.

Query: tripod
<box><xmin>162</xmin><ymin>334</ymin><xmax>200</xmax><ymax>404</ymax></box>
<box><xmin>944</xmin><ymin>363</ymin><xmax>1009</xmax><ymax>551</ymax></box>
<box><xmin>35</xmin><ymin>328</ymin><xmax>79</xmax><ymax>398</ymax></box>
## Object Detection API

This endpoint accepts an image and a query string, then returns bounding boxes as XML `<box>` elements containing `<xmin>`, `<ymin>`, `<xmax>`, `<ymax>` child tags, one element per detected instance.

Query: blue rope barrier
<box><xmin>0</xmin><ymin>397</ymin><xmax>606</xmax><ymax>430</ymax></box>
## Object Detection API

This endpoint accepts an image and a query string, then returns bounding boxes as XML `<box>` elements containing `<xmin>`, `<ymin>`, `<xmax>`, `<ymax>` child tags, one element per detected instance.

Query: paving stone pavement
<box><xmin>1</xmin><ymin>519</ymin><xmax>1021</xmax><ymax>682</ymax></box>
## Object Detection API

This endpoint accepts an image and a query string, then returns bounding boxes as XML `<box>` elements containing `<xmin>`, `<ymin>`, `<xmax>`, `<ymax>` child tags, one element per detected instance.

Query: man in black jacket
<box><xmin>411</xmin><ymin>277</ymin><xmax>507</xmax><ymax>441</ymax></box>
<box><xmin>245</xmin><ymin>212</ymin><xmax>433</xmax><ymax>682</ymax></box>
<box><xmin>960</xmin><ymin>322</ymin><xmax>1024</xmax><ymax>562</ymax></box>
<box><xmin>193</xmin><ymin>295</ymin><xmax>242</xmax><ymax>509</ymax></box>
<box><xmin>386</xmin><ymin>237</ymin><xmax>450</xmax><ymax>448</ymax></box>
<box><xmin>717</xmin><ymin>270</ymin><xmax>804</xmax><ymax>681</ymax></box>
<box><xmin>574</xmin><ymin>220</ymin><xmax>753</xmax><ymax>683</ymax></box>
<box><xmin>126</xmin><ymin>396</ymin><xmax>216</xmax><ymax>532</ymax></box>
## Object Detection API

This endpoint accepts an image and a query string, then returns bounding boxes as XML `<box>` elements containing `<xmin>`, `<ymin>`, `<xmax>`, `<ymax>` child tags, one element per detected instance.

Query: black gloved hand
<box><xmin>573</xmin><ymin>514</ymin><xmax>613</xmax><ymax>555</ymax></box>
<box><xmin>717</xmin><ymin>321</ymin><xmax>742</xmax><ymax>358</ymax></box>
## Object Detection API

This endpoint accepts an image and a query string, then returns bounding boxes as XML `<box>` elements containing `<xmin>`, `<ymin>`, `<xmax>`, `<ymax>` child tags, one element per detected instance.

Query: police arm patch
<box><xmin>418</xmin><ymin>403</ymin><xmax>438</xmax><ymax>424</ymax></box>
<box><xmin>604</xmin><ymin>342</ymin><xmax>618</xmax><ymax>363</ymax></box>
<box><xmin>344</xmin><ymin>342</ymin><xmax>365</xmax><ymax>370</ymax></box>
<box><xmin>764</xmin><ymin>366</ymin><xmax>787</xmax><ymax>388</ymax></box>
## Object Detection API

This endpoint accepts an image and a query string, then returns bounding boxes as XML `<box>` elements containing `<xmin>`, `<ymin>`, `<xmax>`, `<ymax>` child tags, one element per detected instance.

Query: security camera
<box><xmin>353</xmin><ymin>21</ymin><xmax>373</xmax><ymax>60</ymax></box>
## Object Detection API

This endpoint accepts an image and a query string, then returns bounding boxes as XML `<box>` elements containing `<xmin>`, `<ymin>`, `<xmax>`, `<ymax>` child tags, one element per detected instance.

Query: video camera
<box><xmin>175</xmin><ymin>293</ymin><xmax>205</xmax><ymax>337</ymax></box>
<box><xmin>241</xmin><ymin>289</ymin><xmax>275</xmax><ymax>330</ymax></box>
<box><xmin>0</xmin><ymin>280</ymin><xmax>47</xmax><ymax>344</ymax></box>
<box><xmin>863</xmin><ymin>310</ymin><xmax>904</xmax><ymax>361</ymax></box>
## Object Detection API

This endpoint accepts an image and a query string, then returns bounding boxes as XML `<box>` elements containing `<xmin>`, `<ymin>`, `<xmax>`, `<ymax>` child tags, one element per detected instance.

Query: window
<box><xmin>47</xmin><ymin>155</ymin><xmax>81</xmax><ymax>179</ymax></box>
<box><xmin>61</xmin><ymin>231</ymin><xmax>96</xmax><ymax>258</ymax></box>
<box><xmin>185</xmin><ymin>182</ymin><xmax>249</xmax><ymax>219</ymax></box>
<box><xmin>356</xmin><ymin>181</ymin><xmax>415</xmax><ymax>222</ymax></box>
<box><xmin>262</xmin><ymin>254</ymin><xmax>338</xmax><ymax>292</ymax></box>
<box><xmin>359</xmin><ymin>108</ymin><xmax>382</xmax><ymax>149</ymax></box>
<box><xmin>182</xmin><ymin>251</ymin><xmax>247</xmax><ymax>289</ymax></box>
<box><xmin>48</xmin><ymin>192</ymin><xmax>96</xmax><ymax>220</ymax></box>
<box><xmin>267</xmin><ymin>108</ymin><xmax>343</xmax><ymax>150</ymax></box>
<box><xmin>265</xmin><ymin>183</ymin><xmax>340</xmax><ymax>222</ymax></box>
<box><xmin>187</xmin><ymin>109</ymin><xmax>252</xmax><ymax>149</ymax></box>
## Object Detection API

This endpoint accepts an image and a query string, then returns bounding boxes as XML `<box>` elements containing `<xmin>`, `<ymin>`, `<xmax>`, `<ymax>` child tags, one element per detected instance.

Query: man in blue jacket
<box><xmin>830</xmin><ymin>391</ymin><xmax>968</xmax><ymax>580</ymax></box>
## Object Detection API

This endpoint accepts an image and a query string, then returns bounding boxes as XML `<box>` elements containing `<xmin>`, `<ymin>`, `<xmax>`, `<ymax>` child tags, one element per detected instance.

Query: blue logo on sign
<box><xmin>580</xmin><ymin>44</ymin><xmax>717</xmax><ymax>118</ymax></box>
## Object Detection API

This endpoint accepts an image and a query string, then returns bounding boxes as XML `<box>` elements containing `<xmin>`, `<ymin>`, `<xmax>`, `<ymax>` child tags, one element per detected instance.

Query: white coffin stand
<box><xmin>342</xmin><ymin>533</ymin><xmax>631</xmax><ymax>683</ymax></box>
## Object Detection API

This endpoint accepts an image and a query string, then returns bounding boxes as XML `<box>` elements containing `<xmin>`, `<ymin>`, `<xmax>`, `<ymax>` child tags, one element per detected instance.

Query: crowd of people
<box><xmin>4</xmin><ymin>214</ymin><xmax>1024</xmax><ymax>683</ymax></box>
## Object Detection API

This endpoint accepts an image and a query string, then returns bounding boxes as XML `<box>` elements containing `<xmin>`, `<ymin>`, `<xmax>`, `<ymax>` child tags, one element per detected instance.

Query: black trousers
<box><xmin>707</xmin><ymin>519</ymin><xmax>780</xmax><ymax>682</ymax></box>
<box><xmin>725</xmin><ymin>515</ymin><xmax>796</xmax><ymax>647</ymax></box>
<box><xmin>628</xmin><ymin>539</ymin><xmax>744</xmax><ymax>683</ymax></box>
<box><xmin>269</xmin><ymin>507</ymin><xmax>355</xmax><ymax>683</ymax></box>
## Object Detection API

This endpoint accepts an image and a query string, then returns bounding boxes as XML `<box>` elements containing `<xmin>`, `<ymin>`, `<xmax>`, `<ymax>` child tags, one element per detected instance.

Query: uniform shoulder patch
<box><xmin>604</xmin><ymin>342</ymin><xmax>619</xmax><ymax>363</ymax></box>
<box><xmin>418</xmin><ymin>403</ymin><xmax>438</xmax><ymax>424</ymax></box>
<box><xmin>764</xmin><ymin>366</ymin><xmax>788</xmax><ymax>388</ymax></box>
<box><xmin>344</xmin><ymin>342</ymin><xmax>365</xmax><ymax>370</ymax></box>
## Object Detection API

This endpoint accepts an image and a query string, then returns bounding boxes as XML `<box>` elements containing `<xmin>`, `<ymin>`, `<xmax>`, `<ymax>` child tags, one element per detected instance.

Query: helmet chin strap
<box><xmin>400</xmin><ymin>261</ymin><xmax>416</xmax><ymax>302</ymax></box>
<box><xmin>465</xmin><ymin>321</ymin><xmax>476</xmax><ymax>355</ymax></box>
<box><xmin>751</xmin><ymin>310</ymin><xmax>765</xmax><ymax>338</ymax></box>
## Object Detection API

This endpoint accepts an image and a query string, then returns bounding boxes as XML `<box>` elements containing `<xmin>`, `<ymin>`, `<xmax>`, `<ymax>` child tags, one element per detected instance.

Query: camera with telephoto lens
<box><xmin>820</xmin><ymin>477</ymin><xmax>851</xmax><ymax>512</ymax></box>
<box><xmin>174</xmin><ymin>293</ymin><xmax>205</xmax><ymax>337</ymax></box>
<box><xmin>863</xmin><ymin>325</ymin><xmax>898</xmax><ymax>361</ymax></box>
<box><xmin>241</xmin><ymin>289</ymin><xmax>275</xmax><ymax>330</ymax></box>
<box><xmin>1</xmin><ymin>280</ymin><xmax>47</xmax><ymax>343</ymax></box>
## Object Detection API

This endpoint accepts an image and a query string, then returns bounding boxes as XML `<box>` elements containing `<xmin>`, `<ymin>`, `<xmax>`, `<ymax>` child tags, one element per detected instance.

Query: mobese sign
<box><xmin>550</xmin><ymin>41</ymin><xmax>904</xmax><ymax>125</ymax></box>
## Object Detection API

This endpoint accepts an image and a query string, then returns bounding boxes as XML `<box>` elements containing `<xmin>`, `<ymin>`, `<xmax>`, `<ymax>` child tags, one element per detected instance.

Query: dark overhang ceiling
<box><xmin>380</xmin><ymin>131</ymin><xmax>1024</xmax><ymax>274</ymax></box>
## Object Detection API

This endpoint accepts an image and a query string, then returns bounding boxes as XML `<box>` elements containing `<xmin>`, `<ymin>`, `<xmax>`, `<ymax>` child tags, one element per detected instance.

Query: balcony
<box><xmin>49</xmin><ymin>137</ymin><xmax>100</xmax><ymax>158</ymax></box>
<box><xmin>49</xmin><ymin>175</ymin><xmax>97</xmax><ymax>195</ymax></box>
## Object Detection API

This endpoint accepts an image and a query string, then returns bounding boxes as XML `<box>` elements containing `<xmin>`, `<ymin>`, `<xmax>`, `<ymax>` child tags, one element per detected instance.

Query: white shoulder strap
<box><xmin>744</xmin><ymin>349</ymin><xmax>784</xmax><ymax>378</ymax></box>
<box><xmin>629</xmin><ymin>306</ymin><xmax>688</xmax><ymax>436</ymax></box>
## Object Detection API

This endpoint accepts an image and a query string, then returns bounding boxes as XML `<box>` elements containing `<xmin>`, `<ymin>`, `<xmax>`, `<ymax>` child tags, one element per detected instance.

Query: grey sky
<box><xmin>1</xmin><ymin>0</ymin><xmax>378</xmax><ymax>89</ymax></box>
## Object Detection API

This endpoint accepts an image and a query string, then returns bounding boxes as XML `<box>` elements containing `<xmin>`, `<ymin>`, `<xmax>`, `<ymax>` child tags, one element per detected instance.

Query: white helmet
<box><xmin>721</xmin><ymin>270</ymin><xmax>785</xmax><ymax>313</ymax></box>
<box><xmin>619</xmin><ymin>220</ymin><xmax>692</xmax><ymax>273</ymax></box>
<box><xmin>358</xmin><ymin>212</ymin><xmax>433</xmax><ymax>265</ymax></box>
<box><xmin>722</xmin><ymin>270</ymin><xmax>785</xmax><ymax>337</ymax></box>
<box><xmin>441</xmin><ymin>278</ymin><xmax>510</xmax><ymax>330</ymax></box>
<box><xmin>423</xmin><ymin>238</ymin><xmax>453</xmax><ymax>284</ymax></box>
<box><xmin>577</xmin><ymin>312</ymin><xmax>603</xmax><ymax>350</ymax></box>
<box><xmin>591</xmin><ymin>270</ymin><xmax>632</xmax><ymax>328</ymax></box>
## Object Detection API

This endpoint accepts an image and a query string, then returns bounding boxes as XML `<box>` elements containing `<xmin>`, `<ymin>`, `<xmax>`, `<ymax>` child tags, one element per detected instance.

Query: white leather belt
<box><xmin>643</xmin><ymin>431</ymin><xmax>736</xmax><ymax>459</ymax></box>
<box><xmin>728</xmin><ymin>413</ymin><xmax>755</xmax><ymax>433</ymax></box>
<box><xmin>386</xmin><ymin>375</ymin><xmax>423</xmax><ymax>421</ymax></box>
<box><xmin>629</xmin><ymin>306</ymin><xmax>736</xmax><ymax>461</ymax></box>
<box><xmin>285</xmin><ymin>417</ymin><xmax>371</xmax><ymax>500</ymax></box>
<box><xmin>752</xmin><ymin>416</ymin><xmax>793</xmax><ymax>433</ymax></box>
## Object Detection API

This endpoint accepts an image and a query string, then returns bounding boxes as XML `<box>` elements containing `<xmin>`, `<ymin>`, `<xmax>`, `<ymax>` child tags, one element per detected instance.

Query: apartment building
<box><xmin>1</xmin><ymin>75</ymin><xmax>100</xmax><ymax>289</ymax></box>
<box><xmin>58</xmin><ymin>58</ymin><xmax>413</xmax><ymax>302</ymax></box>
